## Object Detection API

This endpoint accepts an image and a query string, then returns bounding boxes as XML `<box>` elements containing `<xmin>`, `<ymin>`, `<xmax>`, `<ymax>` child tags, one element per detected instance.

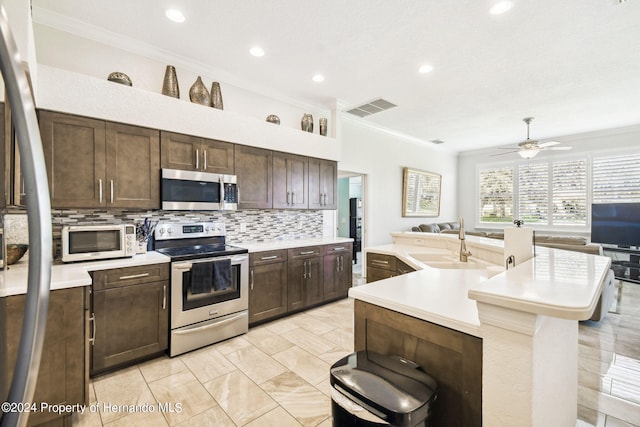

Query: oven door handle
<box><xmin>173</xmin><ymin>312</ymin><xmax>246</xmax><ymax>335</ymax></box>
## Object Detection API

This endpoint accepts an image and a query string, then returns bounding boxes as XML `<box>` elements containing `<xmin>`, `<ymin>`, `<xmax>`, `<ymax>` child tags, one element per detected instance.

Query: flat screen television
<box><xmin>591</xmin><ymin>202</ymin><xmax>640</xmax><ymax>247</ymax></box>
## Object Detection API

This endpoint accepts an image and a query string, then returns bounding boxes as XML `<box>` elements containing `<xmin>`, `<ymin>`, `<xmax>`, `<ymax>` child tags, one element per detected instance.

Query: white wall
<box><xmin>340</xmin><ymin>118</ymin><xmax>458</xmax><ymax>247</ymax></box>
<box><xmin>458</xmin><ymin>124</ymin><xmax>640</xmax><ymax>231</ymax></box>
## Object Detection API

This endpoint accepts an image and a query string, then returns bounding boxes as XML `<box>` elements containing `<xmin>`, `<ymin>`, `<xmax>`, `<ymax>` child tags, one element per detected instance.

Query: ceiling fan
<box><xmin>493</xmin><ymin>117</ymin><xmax>572</xmax><ymax>159</ymax></box>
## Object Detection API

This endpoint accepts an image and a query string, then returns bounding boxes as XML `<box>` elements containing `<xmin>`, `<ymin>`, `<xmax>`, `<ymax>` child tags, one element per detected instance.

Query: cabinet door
<box><xmin>309</xmin><ymin>158</ymin><xmax>337</xmax><ymax>209</ymax></box>
<box><xmin>160</xmin><ymin>131</ymin><xmax>200</xmax><ymax>171</ymax></box>
<box><xmin>273</xmin><ymin>152</ymin><xmax>308</xmax><ymax>209</ymax></box>
<box><xmin>0</xmin><ymin>287</ymin><xmax>87</xmax><ymax>427</ymax></box>
<box><xmin>40</xmin><ymin>110</ymin><xmax>106</xmax><ymax>208</ymax></box>
<box><xmin>201</xmin><ymin>138</ymin><xmax>235</xmax><ymax>174</ymax></box>
<box><xmin>324</xmin><ymin>246</ymin><xmax>353</xmax><ymax>300</ymax></box>
<box><xmin>91</xmin><ymin>281</ymin><xmax>168</xmax><ymax>374</ymax></box>
<box><xmin>366</xmin><ymin>267</ymin><xmax>396</xmax><ymax>283</ymax></box>
<box><xmin>106</xmin><ymin>122</ymin><xmax>160</xmax><ymax>209</ymax></box>
<box><xmin>287</xmin><ymin>258</ymin><xmax>306</xmax><ymax>312</ymax></box>
<box><xmin>236</xmin><ymin>145</ymin><xmax>272</xmax><ymax>209</ymax></box>
<box><xmin>249</xmin><ymin>261</ymin><xmax>288</xmax><ymax>325</ymax></box>
<box><xmin>305</xmin><ymin>257</ymin><xmax>324</xmax><ymax>306</ymax></box>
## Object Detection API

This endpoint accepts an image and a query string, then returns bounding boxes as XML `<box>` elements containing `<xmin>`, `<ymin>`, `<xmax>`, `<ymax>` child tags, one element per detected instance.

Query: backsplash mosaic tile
<box><xmin>3</xmin><ymin>209</ymin><xmax>324</xmax><ymax>261</ymax></box>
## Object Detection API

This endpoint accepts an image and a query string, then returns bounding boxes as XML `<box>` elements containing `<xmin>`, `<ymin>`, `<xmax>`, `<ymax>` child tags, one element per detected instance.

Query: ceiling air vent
<box><xmin>346</xmin><ymin>98</ymin><xmax>397</xmax><ymax>117</ymax></box>
<box><xmin>430</xmin><ymin>139</ymin><xmax>445</xmax><ymax>145</ymax></box>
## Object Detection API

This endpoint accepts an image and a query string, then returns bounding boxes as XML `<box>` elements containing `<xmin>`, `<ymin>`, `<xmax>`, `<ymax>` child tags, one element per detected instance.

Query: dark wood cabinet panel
<box><xmin>160</xmin><ymin>131</ymin><xmax>234</xmax><ymax>174</ymax></box>
<box><xmin>106</xmin><ymin>122</ymin><xmax>160</xmax><ymax>209</ymax></box>
<box><xmin>273</xmin><ymin>152</ymin><xmax>308</xmax><ymax>209</ymax></box>
<box><xmin>40</xmin><ymin>110</ymin><xmax>106</xmax><ymax>208</ymax></box>
<box><xmin>366</xmin><ymin>266</ymin><xmax>396</xmax><ymax>283</ymax></box>
<box><xmin>160</xmin><ymin>131</ymin><xmax>199</xmax><ymax>171</ymax></box>
<box><xmin>249</xmin><ymin>251</ymin><xmax>288</xmax><ymax>325</ymax></box>
<box><xmin>287</xmin><ymin>246</ymin><xmax>323</xmax><ymax>311</ymax></box>
<box><xmin>90</xmin><ymin>263</ymin><xmax>169</xmax><ymax>375</ymax></box>
<box><xmin>201</xmin><ymin>138</ymin><xmax>235</xmax><ymax>174</ymax></box>
<box><xmin>354</xmin><ymin>300</ymin><xmax>482</xmax><ymax>427</ymax></box>
<box><xmin>366</xmin><ymin>252</ymin><xmax>416</xmax><ymax>283</ymax></box>
<box><xmin>235</xmin><ymin>145</ymin><xmax>273</xmax><ymax>209</ymax></box>
<box><xmin>40</xmin><ymin>111</ymin><xmax>161</xmax><ymax>209</ymax></box>
<box><xmin>308</xmin><ymin>158</ymin><xmax>337</xmax><ymax>209</ymax></box>
<box><xmin>0</xmin><ymin>287</ymin><xmax>88</xmax><ymax>427</ymax></box>
<box><xmin>323</xmin><ymin>243</ymin><xmax>353</xmax><ymax>300</ymax></box>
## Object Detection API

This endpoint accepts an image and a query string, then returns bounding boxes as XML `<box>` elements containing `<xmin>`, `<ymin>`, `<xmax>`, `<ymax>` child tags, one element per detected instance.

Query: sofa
<box><xmin>411</xmin><ymin>221</ymin><xmax>613</xmax><ymax>321</ymax></box>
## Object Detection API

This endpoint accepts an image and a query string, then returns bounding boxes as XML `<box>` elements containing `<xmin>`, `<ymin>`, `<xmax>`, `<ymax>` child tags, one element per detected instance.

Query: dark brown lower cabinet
<box><xmin>287</xmin><ymin>246</ymin><xmax>323</xmax><ymax>312</ymax></box>
<box><xmin>366</xmin><ymin>252</ymin><xmax>415</xmax><ymax>283</ymax></box>
<box><xmin>249</xmin><ymin>250</ymin><xmax>288</xmax><ymax>325</ymax></box>
<box><xmin>90</xmin><ymin>264</ymin><xmax>169</xmax><ymax>375</ymax></box>
<box><xmin>0</xmin><ymin>287</ymin><xmax>89</xmax><ymax>427</ymax></box>
<box><xmin>354</xmin><ymin>300</ymin><xmax>482</xmax><ymax>427</ymax></box>
<box><xmin>323</xmin><ymin>243</ymin><xmax>353</xmax><ymax>300</ymax></box>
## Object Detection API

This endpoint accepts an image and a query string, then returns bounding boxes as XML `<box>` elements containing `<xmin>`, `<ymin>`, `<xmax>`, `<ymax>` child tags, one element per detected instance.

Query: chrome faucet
<box><xmin>459</xmin><ymin>217</ymin><xmax>472</xmax><ymax>262</ymax></box>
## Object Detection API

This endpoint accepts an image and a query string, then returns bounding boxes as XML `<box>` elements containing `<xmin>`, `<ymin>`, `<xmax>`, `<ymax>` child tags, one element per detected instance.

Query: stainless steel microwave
<box><xmin>62</xmin><ymin>224</ymin><xmax>136</xmax><ymax>263</ymax></box>
<box><xmin>161</xmin><ymin>168</ymin><xmax>238</xmax><ymax>211</ymax></box>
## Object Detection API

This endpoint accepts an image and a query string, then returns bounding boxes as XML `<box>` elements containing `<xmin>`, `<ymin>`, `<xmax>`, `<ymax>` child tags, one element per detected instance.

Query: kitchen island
<box><xmin>350</xmin><ymin>231</ymin><xmax>611</xmax><ymax>427</ymax></box>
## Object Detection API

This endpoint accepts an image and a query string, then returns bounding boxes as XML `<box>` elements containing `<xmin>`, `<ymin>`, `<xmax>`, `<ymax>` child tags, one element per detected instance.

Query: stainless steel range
<box><xmin>154</xmin><ymin>221</ymin><xmax>248</xmax><ymax>357</ymax></box>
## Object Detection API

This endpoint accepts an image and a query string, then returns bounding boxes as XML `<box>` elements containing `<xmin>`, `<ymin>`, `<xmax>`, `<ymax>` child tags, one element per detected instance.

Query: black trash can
<box><xmin>330</xmin><ymin>351</ymin><xmax>437</xmax><ymax>427</ymax></box>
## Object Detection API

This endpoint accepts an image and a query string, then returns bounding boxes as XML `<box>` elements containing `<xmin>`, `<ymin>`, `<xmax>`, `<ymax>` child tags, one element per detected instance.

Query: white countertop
<box><xmin>234</xmin><ymin>237</ymin><xmax>353</xmax><ymax>252</ymax></box>
<box><xmin>0</xmin><ymin>252</ymin><xmax>170</xmax><ymax>298</ymax></box>
<box><xmin>350</xmin><ymin>235</ymin><xmax>611</xmax><ymax>337</ymax></box>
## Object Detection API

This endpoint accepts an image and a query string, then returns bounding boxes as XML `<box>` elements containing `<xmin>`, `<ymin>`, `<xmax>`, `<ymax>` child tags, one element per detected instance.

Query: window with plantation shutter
<box><xmin>551</xmin><ymin>159</ymin><xmax>587</xmax><ymax>225</ymax></box>
<box><xmin>593</xmin><ymin>153</ymin><xmax>640</xmax><ymax>203</ymax></box>
<box><xmin>479</xmin><ymin>167</ymin><xmax>513</xmax><ymax>223</ymax></box>
<box><xmin>518</xmin><ymin>163</ymin><xmax>548</xmax><ymax>224</ymax></box>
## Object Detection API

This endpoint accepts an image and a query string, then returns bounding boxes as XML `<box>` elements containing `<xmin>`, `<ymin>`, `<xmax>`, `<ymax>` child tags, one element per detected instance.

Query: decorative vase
<box><xmin>210</xmin><ymin>82</ymin><xmax>223</xmax><ymax>110</ymax></box>
<box><xmin>319</xmin><ymin>118</ymin><xmax>328</xmax><ymax>136</ymax></box>
<box><xmin>266</xmin><ymin>114</ymin><xmax>280</xmax><ymax>125</ymax></box>
<box><xmin>107</xmin><ymin>71</ymin><xmax>132</xmax><ymax>86</ymax></box>
<box><xmin>189</xmin><ymin>76</ymin><xmax>210</xmax><ymax>106</ymax></box>
<box><xmin>161</xmin><ymin>65</ymin><xmax>180</xmax><ymax>98</ymax></box>
<box><xmin>301</xmin><ymin>113</ymin><xmax>313</xmax><ymax>132</ymax></box>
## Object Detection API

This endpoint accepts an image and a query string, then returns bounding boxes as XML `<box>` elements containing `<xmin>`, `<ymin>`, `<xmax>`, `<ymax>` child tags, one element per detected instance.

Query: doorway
<box><xmin>337</xmin><ymin>173</ymin><xmax>365</xmax><ymax>276</ymax></box>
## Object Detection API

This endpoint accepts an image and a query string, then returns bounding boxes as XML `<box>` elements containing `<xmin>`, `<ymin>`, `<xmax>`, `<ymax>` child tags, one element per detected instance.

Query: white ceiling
<box><xmin>31</xmin><ymin>0</ymin><xmax>640</xmax><ymax>152</ymax></box>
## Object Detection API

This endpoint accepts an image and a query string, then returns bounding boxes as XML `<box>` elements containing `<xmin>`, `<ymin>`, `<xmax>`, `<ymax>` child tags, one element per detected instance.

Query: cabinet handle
<box><xmin>89</xmin><ymin>313</ymin><xmax>96</xmax><ymax>346</ymax></box>
<box><xmin>162</xmin><ymin>284</ymin><xmax>167</xmax><ymax>310</ymax></box>
<box><xmin>260</xmin><ymin>255</ymin><xmax>278</xmax><ymax>260</ymax></box>
<box><xmin>323</xmin><ymin>193</ymin><xmax>327</xmax><ymax>205</ymax></box>
<box><xmin>98</xmin><ymin>179</ymin><xmax>103</xmax><ymax>203</ymax></box>
<box><xmin>287</xmin><ymin>191</ymin><xmax>291</xmax><ymax>205</ymax></box>
<box><xmin>336</xmin><ymin>257</ymin><xmax>340</xmax><ymax>272</ymax></box>
<box><xmin>340</xmin><ymin>255</ymin><xmax>344</xmax><ymax>272</ymax></box>
<box><xmin>303</xmin><ymin>261</ymin><xmax>307</xmax><ymax>279</ymax></box>
<box><xmin>300</xmin><ymin>250</ymin><xmax>315</xmax><ymax>255</ymax></box>
<box><xmin>195</xmin><ymin>148</ymin><xmax>199</xmax><ymax>170</ymax></box>
<box><xmin>291</xmin><ymin>191</ymin><xmax>295</xmax><ymax>204</ymax></box>
<box><xmin>308</xmin><ymin>261</ymin><xmax>312</xmax><ymax>279</ymax></box>
<box><xmin>333</xmin><ymin>247</ymin><xmax>346</xmax><ymax>252</ymax></box>
<box><xmin>372</xmin><ymin>260</ymin><xmax>389</xmax><ymax>266</ymax></box>
<box><xmin>204</xmin><ymin>150</ymin><xmax>207</xmax><ymax>170</ymax></box>
<box><xmin>250</xmin><ymin>269</ymin><xmax>254</xmax><ymax>290</ymax></box>
<box><xmin>110</xmin><ymin>179</ymin><xmax>114</xmax><ymax>204</ymax></box>
<box><xmin>119</xmin><ymin>272</ymin><xmax>150</xmax><ymax>280</ymax></box>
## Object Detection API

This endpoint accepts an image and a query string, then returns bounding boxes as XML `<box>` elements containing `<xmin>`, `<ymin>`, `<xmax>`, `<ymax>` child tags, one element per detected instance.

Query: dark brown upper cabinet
<box><xmin>235</xmin><ymin>145</ymin><xmax>273</xmax><ymax>209</ymax></box>
<box><xmin>273</xmin><ymin>152</ymin><xmax>308</xmax><ymax>209</ymax></box>
<box><xmin>39</xmin><ymin>110</ymin><xmax>160</xmax><ymax>209</ymax></box>
<box><xmin>160</xmin><ymin>131</ymin><xmax>234</xmax><ymax>174</ymax></box>
<box><xmin>308</xmin><ymin>158</ymin><xmax>337</xmax><ymax>209</ymax></box>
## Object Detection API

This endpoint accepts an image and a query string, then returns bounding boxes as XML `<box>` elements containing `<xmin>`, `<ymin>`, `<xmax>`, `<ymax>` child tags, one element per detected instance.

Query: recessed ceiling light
<box><xmin>249</xmin><ymin>46</ymin><xmax>265</xmax><ymax>57</ymax></box>
<box><xmin>165</xmin><ymin>8</ymin><xmax>186</xmax><ymax>23</ymax></box>
<box><xmin>312</xmin><ymin>74</ymin><xmax>325</xmax><ymax>83</ymax></box>
<box><xmin>489</xmin><ymin>1</ymin><xmax>513</xmax><ymax>15</ymax></box>
<box><xmin>418</xmin><ymin>64</ymin><xmax>434</xmax><ymax>74</ymax></box>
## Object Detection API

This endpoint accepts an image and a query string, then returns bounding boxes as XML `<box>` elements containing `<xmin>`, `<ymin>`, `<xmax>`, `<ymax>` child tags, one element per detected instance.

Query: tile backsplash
<box><xmin>2</xmin><ymin>209</ymin><xmax>325</xmax><ymax>261</ymax></box>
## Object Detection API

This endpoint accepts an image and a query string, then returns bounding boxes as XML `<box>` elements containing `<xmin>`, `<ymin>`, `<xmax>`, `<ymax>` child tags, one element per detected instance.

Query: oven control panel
<box><xmin>155</xmin><ymin>221</ymin><xmax>225</xmax><ymax>240</ymax></box>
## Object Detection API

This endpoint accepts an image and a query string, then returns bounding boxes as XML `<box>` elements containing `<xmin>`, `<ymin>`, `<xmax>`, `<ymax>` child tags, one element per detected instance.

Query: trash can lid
<box><xmin>330</xmin><ymin>351</ymin><xmax>437</xmax><ymax>426</ymax></box>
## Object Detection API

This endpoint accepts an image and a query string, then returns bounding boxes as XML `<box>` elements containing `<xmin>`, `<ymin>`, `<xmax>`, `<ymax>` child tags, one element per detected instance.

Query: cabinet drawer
<box><xmin>288</xmin><ymin>246</ymin><xmax>322</xmax><ymax>259</ymax></box>
<box><xmin>92</xmin><ymin>263</ymin><xmax>169</xmax><ymax>290</ymax></box>
<box><xmin>324</xmin><ymin>242</ymin><xmax>353</xmax><ymax>255</ymax></box>
<box><xmin>366</xmin><ymin>253</ymin><xmax>397</xmax><ymax>271</ymax></box>
<box><xmin>250</xmin><ymin>249</ymin><xmax>287</xmax><ymax>266</ymax></box>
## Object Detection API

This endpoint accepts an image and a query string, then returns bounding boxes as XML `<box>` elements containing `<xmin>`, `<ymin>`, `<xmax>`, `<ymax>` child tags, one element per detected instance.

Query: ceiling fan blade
<box><xmin>538</xmin><ymin>140</ymin><xmax>560</xmax><ymax>148</ymax></box>
<box><xmin>546</xmin><ymin>146</ymin><xmax>572</xmax><ymax>151</ymax></box>
<box><xmin>495</xmin><ymin>147</ymin><xmax>520</xmax><ymax>150</ymax></box>
<box><xmin>490</xmin><ymin>150</ymin><xmax>519</xmax><ymax>157</ymax></box>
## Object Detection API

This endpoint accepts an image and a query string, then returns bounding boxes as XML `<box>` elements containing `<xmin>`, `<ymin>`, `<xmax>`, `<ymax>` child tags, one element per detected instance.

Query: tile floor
<box><xmin>72</xmin><ymin>268</ymin><xmax>640</xmax><ymax>426</ymax></box>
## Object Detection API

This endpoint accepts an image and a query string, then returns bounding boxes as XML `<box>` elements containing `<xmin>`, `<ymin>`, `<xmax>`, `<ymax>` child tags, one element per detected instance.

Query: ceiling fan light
<box><xmin>519</xmin><ymin>149</ymin><xmax>539</xmax><ymax>159</ymax></box>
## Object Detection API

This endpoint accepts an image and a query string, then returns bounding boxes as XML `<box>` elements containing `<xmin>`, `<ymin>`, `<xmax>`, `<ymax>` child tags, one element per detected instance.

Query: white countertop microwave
<box><xmin>62</xmin><ymin>224</ymin><xmax>136</xmax><ymax>263</ymax></box>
